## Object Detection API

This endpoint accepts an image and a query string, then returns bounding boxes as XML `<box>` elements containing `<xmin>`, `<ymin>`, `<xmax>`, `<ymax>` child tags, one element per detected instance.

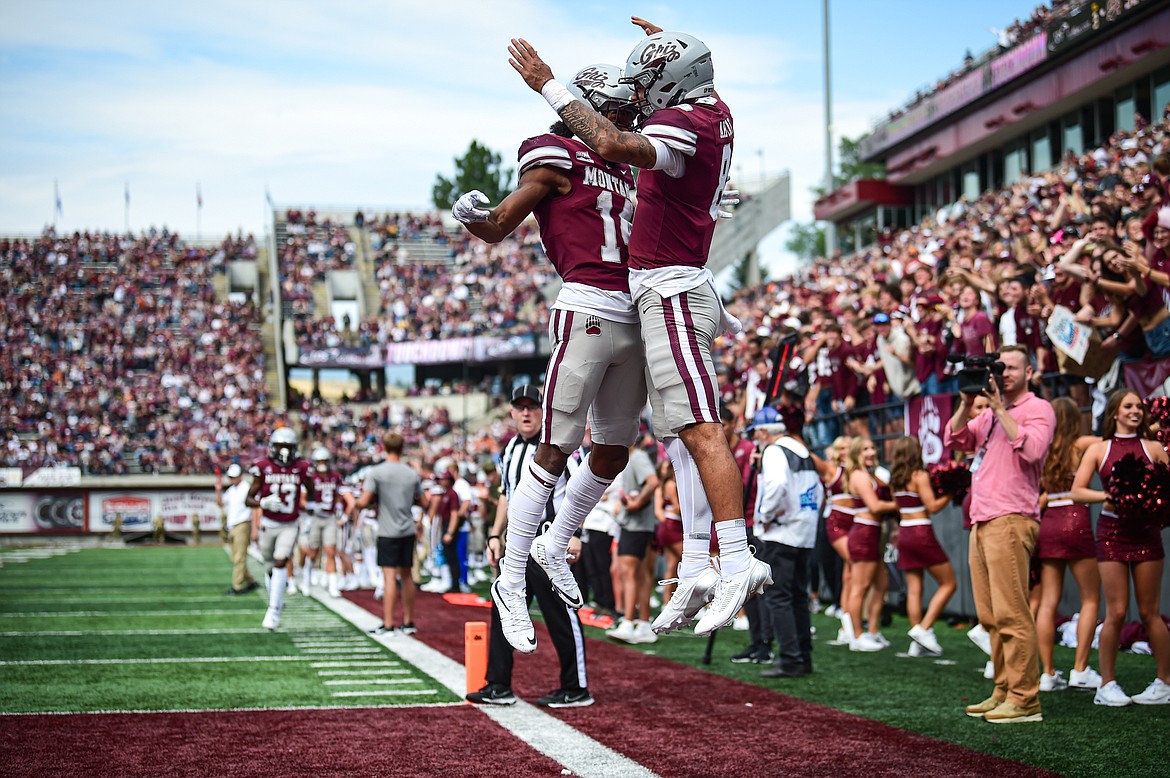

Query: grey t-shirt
<box><xmin>363</xmin><ymin>460</ymin><xmax>421</xmax><ymax>539</ymax></box>
<box><xmin>619</xmin><ymin>448</ymin><xmax>657</xmax><ymax>533</ymax></box>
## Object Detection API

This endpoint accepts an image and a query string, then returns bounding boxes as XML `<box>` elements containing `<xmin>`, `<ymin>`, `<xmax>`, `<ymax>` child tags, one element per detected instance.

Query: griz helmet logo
<box><xmin>636</xmin><ymin>41</ymin><xmax>682</xmax><ymax>67</ymax></box>
<box><xmin>573</xmin><ymin>67</ymin><xmax>610</xmax><ymax>90</ymax></box>
<box><xmin>584</xmin><ymin>316</ymin><xmax>602</xmax><ymax>336</ymax></box>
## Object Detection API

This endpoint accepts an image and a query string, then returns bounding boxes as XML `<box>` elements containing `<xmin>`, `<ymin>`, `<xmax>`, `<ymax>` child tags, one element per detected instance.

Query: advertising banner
<box><xmin>158</xmin><ymin>492</ymin><xmax>222</xmax><ymax>532</ymax></box>
<box><xmin>89</xmin><ymin>493</ymin><xmax>154</xmax><ymax>533</ymax></box>
<box><xmin>0</xmin><ymin>493</ymin><xmax>36</xmax><ymax>533</ymax></box>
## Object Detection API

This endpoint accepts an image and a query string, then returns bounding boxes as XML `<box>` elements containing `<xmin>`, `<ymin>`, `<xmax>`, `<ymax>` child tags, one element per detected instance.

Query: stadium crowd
<box><xmin>0</xmin><ymin>228</ymin><xmax>269</xmax><ymax>475</ymax></box>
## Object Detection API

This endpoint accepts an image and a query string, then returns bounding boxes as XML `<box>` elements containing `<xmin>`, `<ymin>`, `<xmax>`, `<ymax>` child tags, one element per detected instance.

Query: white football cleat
<box><xmin>694</xmin><ymin>559</ymin><xmax>773</xmax><ymax>636</ymax></box>
<box><xmin>530</xmin><ymin>534</ymin><xmax>584</xmax><ymax>608</ymax></box>
<box><xmin>262</xmin><ymin>607</ymin><xmax>281</xmax><ymax>631</ymax></box>
<box><xmin>651</xmin><ymin>565</ymin><xmax>720</xmax><ymax>634</ymax></box>
<box><xmin>491</xmin><ymin>579</ymin><xmax>535</xmax><ymax>654</ymax></box>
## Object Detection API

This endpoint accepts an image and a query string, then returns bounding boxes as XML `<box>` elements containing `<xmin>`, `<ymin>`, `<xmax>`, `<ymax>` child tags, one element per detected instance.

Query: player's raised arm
<box><xmin>508</xmin><ymin>38</ymin><xmax>657</xmax><ymax>168</ymax></box>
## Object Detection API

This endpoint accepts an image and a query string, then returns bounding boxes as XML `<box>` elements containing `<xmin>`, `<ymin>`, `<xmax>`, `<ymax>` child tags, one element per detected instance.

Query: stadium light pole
<box><xmin>822</xmin><ymin>0</ymin><xmax>837</xmax><ymax>258</ymax></box>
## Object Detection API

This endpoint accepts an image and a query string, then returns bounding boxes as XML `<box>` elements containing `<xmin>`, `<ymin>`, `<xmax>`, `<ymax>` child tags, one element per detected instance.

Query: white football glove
<box><xmin>259</xmin><ymin>494</ymin><xmax>284</xmax><ymax>512</ymax></box>
<box><xmin>718</xmin><ymin>188</ymin><xmax>740</xmax><ymax>220</ymax></box>
<box><xmin>452</xmin><ymin>190</ymin><xmax>491</xmax><ymax>224</ymax></box>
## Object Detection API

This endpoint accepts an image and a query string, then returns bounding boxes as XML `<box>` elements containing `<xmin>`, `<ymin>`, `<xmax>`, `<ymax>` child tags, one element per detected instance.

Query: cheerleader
<box><xmin>887</xmin><ymin>437</ymin><xmax>955</xmax><ymax>656</ymax></box>
<box><xmin>820</xmin><ymin>436</ymin><xmax>854</xmax><ymax>633</ymax></box>
<box><xmin>843</xmin><ymin>437</ymin><xmax>897</xmax><ymax>652</ymax></box>
<box><xmin>654</xmin><ymin>458</ymin><xmax>683</xmax><ymax>605</ymax></box>
<box><xmin>1072</xmin><ymin>389</ymin><xmax>1170</xmax><ymax>706</ymax></box>
<box><xmin>1036</xmin><ymin>397</ymin><xmax>1102</xmax><ymax>692</ymax></box>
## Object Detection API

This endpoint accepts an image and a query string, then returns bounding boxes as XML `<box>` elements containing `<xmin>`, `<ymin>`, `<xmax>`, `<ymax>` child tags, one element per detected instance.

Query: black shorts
<box><xmin>617</xmin><ymin>529</ymin><xmax>655</xmax><ymax>558</ymax></box>
<box><xmin>377</xmin><ymin>535</ymin><xmax>416</xmax><ymax>569</ymax></box>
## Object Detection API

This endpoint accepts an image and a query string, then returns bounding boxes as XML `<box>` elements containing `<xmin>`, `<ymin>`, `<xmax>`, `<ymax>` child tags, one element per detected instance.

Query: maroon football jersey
<box><xmin>249</xmin><ymin>457</ymin><xmax>313</xmax><ymax>523</ymax></box>
<box><xmin>312</xmin><ymin>469</ymin><xmax>345</xmax><ymax>514</ymax></box>
<box><xmin>628</xmin><ymin>97</ymin><xmax>734</xmax><ymax>270</ymax></box>
<box><xmin>518</xmin><ymin>134</ymin><xmax>635</xmax><ymax>292</ymax></box>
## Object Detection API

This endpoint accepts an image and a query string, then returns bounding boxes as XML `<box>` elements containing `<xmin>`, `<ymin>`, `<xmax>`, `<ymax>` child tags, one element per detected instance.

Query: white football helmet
<box><xmin>311</xmin><ymin>447</ymin><xmax>331</xmax><ymax>469</ymax></box>
<box><xmin>622</xmin><ymin>32</ymin><xmax>714</xmax><ymax>120</ymax></box>
<box><xmin>269</xmin><ymin>427</ymin><xmax>298</xmax><ymax>465</ymax></box>
<box><xmin>568</xmin><ymin>64</ymin><xmax>640</xmax><ymax>131</ymax></box>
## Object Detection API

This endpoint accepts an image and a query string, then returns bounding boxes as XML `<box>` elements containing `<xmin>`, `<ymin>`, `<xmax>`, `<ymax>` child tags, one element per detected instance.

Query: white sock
<box><xmin>666</xmin><ymin>437</ymin><xmax>715</xmax><ymax>578</ymax></box>
<box><xmin>500</xmin><ymin>462</ymin><xmax>558</xmax><ymax>590</ymax></box>
<box><xmin>364</xmin><ymin>550</ymin><xmax>379</xmax><ymax>585</ymax></box>
<box><xmin>715</xmin><ymin>519</ymin><xmax>750</xmax><ymax>575</ymax></box>
<box><xmin>327</xmin><ymin>572</ymin><xmax>339</xmax><ymax>591</ymax></box>
<box><xmin>547</xmin><ymin>454</ymin><xmax>612</xmax><ymax>553</ymax></box>
<box><xmin>301</xmin><ymin>561</ymin><xmax>312</xmax><ymax>589</ymax></box>
<box><xmin>269</xmin><ymin>567</ymin><xmax>288</xmax><ymax>611</ymax></box>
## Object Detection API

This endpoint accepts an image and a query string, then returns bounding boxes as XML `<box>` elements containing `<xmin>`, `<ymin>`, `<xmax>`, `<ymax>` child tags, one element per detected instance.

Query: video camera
<box><xmin>948</xmin><ymin>352</ymin><xmax>1006</xmax><ymax>395</ymax></box>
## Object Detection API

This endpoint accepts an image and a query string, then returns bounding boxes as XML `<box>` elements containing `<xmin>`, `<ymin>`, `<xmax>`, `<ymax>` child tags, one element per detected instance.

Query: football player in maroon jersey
<box><xmin>452</xmin><ymin>65</ymin><xmax>646</xmax><ymax>653</ymax></box>
<box><xmin>246</xmin><ymin>427</ymin><xmax>315</xmax><ymax>630</ymax></box>
<box><xmin>298</xmin><ymin>447</ymin><xmax>349</xmax><ymax>598</ymax></box>
<box><xmin>509</xmin><ymin>18</ymin><xmax>770</xmax><ymax>638</ymax></box>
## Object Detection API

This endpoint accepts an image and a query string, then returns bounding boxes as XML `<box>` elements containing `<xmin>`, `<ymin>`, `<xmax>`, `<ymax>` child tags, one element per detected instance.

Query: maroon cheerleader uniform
<box><xmin>847</xmin><ymin>474</ymin><xmax>882</xmax><ymax>563</ymax></box>
<box><xmin>655</xmin><ymin>494</ymin><xmax>684</xmax><ymax>549</ymax></box>
<box><xmin>825</xmin><ymin>466</ymin><xmax>856</xmax><ymax>544</ymax></box>
<box><xmin>1097</xmin><ymin>435</ymin><xmax>1165</xmax><ymax>563</ymax></box>
<box><xmin>1037</xmin><ymin>491</ymin><xmax>1096</xmax><ymax>560</ymax></box>
<box><xmin>895</xmin><ymin>490</ymin><xmax>949</xmax><ymax>570</ymax></box>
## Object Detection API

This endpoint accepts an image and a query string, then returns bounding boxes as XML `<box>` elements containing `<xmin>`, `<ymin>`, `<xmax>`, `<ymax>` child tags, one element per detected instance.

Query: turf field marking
<box><xmin>314</xmin><ymin>591</ymin><xmax>660</xmax><ymax>778</ymax></box>
<box><xmin>309</xmin><ymin>661</ymin><xmax>400</xmax><ymax>668</ymax></box>
<box><xmin>298</xmin><ymin>647</ymin><xmax>383</xmax><ymax>654</ymax></box>
<box><xmin>0</xmin><ymin>656</ymin><xmax>330</xmax><ymax>666</ymax></box>
<box><xmin>331</xmin><ymin>689</ymin><xmax>438</xmax><ymax>697</ymax></box>
<box><xmin>0</xmin><ymin>702</ymin><xmax>464</xmax><ymax>716</ymax></box>
<box><xmin>0</xmin><ymin>609</ymin><xmax>263</xmax><ymax>618</ymax></box>
<box><xmin>317</xmin><ymin>669</ymin><xmax>409</xmax><ymax>676</ymax></box>
<box><xmin>322</xmin><ymin>678</ymin><xmax>420</xmax><ymax>685</ymax></box>
<box><xmin>0</xmin><ymin>596</ymin><xmax>252</xmax><ymax>605</ymax></box>
<box><xmin>0</xmin><ymin>628</ymin><xmax>274</xmax><ymax>636</ymax></box>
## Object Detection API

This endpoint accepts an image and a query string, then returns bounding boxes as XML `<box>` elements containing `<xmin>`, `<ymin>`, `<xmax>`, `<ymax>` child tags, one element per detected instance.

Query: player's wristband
<box><xmin>541</xmin><ymin>79</ymin><xmax>574</xmax><ymax>112</ymax></box>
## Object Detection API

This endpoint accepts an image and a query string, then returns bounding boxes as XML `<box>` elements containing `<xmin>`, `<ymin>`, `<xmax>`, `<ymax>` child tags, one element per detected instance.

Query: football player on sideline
<box><xmin>452</xmin><ymin>65</ymin><xmax>647</xmax><ymax>653</ymax></box>
<box><xmin>299</xmin><ymin>447</ymin><xmax>349</xmax><ymax>598</ymax></box>
<box><xmin>509</xmin><ymin>18</ymin><xmax>770</xmax><ymax>637</ymax></box>
<box><xmin>247</xmin><ymin>427</ymin><xmax>315</xmax><ymax>630</ymax></box>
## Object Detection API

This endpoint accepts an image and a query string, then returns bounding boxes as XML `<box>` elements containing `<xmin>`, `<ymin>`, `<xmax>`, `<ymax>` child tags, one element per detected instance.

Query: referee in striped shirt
<box><xmin>466</xmin><ymin>384</ymin><xmax>592</xmax><ymax>708</ymax></box>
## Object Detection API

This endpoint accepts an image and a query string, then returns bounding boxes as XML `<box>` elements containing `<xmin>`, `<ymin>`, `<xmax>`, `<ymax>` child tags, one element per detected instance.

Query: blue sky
<box><xmin>0</xmin><ymin>0</ymin><xmax>1042</xmax><ymax>272</ymax></box>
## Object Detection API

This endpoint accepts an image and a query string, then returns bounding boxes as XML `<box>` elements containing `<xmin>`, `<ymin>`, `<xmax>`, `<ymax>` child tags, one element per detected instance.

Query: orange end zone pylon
<box><xmin>465</xmin><ymin>621</ymin><xmax>488</xmax><ymax>695</ymax></box>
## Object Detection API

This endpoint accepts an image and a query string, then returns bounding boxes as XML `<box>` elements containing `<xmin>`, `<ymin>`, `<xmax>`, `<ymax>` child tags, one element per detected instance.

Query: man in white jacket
<box><xmin>750</xmin><ymin>406</ymin><xmax>824</xmax><ymax>679</ymax></box>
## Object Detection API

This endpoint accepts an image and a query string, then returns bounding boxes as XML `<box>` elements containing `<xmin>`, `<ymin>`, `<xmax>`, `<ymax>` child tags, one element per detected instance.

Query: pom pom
<box><xmin>1105</xmin><ymin>452</ymin><xmax>1151</xmax><ymax>515</ymax></box>
<box><xmin>1145</xmin><ymin>397</ymin><xmax>1170</xmax><ymax>449</ymax></box>
<box><xmin>928</xmin><ymin>459</ymin><xmax>972</xmax><ymax>501</ymax></box>
<box><xmin>1143</xmin><ymin>461</ymin><xmax>1170</xmax><ymax>529</ymax></box>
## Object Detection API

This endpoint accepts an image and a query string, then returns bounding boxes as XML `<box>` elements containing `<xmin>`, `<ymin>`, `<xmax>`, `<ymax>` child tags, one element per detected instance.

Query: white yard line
<box><xmin>0</xmin><ymin>656</ymin><xmax>327</xmax><ymax>666</ymax></box>
<box><xmin>331</xmin><ymin>689</ymin><xmax>438</xmax><ymax>697</ymax></box>
<box><xmin>0</xmin><ymin>702</ymin><xmax>464</xmax><ymax>716</ymax></box>
<box><xmin>0</xmin><ymin>610</ymin><xmax>263</xmax><ymax>618</ymax></box>
<box><xmin>321</xmin><ymin>678</ymin><xmax>420</xmax><ymax>685</ymax></box>
<box><xmin>0</xmin><ymin>629</ymin><xmax>274</xmax><ymax>636</ymax></box>
<box><xmin>314</xmin><ymin>591</ymin><xmax>659</xmax><ymax>778</ymax></box>
<box><xmin>317</xmin><ymin>669</ymin><xmax>408</xmax><ymax>676</ymax></box>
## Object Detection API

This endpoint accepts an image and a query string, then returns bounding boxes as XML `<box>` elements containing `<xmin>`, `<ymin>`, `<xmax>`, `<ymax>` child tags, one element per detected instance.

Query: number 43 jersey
<box><xmin>249</xmin><ymin>457</ymin><xmax>314</xmax><ymax>524</ymax></box>
<box><xmin>518</xmin><ymin>134</ymin><xmax>635</xmax><ymax>300</ymax></box>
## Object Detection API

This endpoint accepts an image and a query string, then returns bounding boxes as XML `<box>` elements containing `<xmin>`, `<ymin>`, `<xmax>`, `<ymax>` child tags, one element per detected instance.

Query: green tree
<box><xmin>729</xmin><ymin>252</ymin><xmax>769</xmax><ymax>292</ymax></box>
<box><xmin>432</xmin><ymin>140</ymin><xmax>513</xmax><ymax>211</ymax></box>
<box><xmin>837</xmin><ymin>135</ymin><xmax>885</xmax><ymax>184</ymax></box>
<box><xmin>785</xmin><ymin>222</ymin><xmax>826</xmax><ymax>261</ymax></box>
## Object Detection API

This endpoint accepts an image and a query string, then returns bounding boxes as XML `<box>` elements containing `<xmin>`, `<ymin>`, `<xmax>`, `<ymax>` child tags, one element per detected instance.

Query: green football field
<box><xmin>2</xmin><ymin>543</ymin><xmax>1167</xmax><ymax>777</ymax></box>
<box><xmin>0</xmin><ymin>545</ymin><xmax>460</xmax><ymax>713</ymax></box>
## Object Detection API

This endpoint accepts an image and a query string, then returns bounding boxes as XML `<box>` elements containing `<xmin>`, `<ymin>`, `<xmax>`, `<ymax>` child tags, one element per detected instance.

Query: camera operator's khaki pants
<box><xmin>969</xmin><ymin>513</ymin><xmax>1040</xmax><ymax>709</ymax></box>
<box><xmin>228</xmin><ymin>522</ymin><xmax>256</xmax><ymax>592</ymax></box>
